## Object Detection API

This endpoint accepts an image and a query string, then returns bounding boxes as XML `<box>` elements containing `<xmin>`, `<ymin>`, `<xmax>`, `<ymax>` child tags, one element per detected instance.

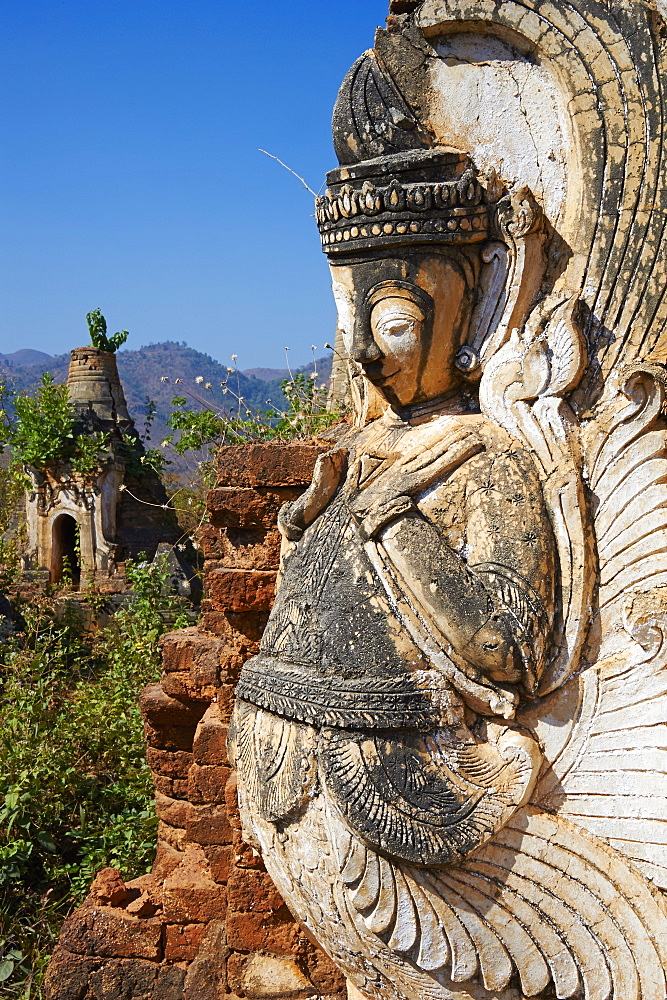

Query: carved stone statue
<box><xmin>231</xmin><ymin>3</ymin><xmax>667</xmax><ymax>998</ymax></box>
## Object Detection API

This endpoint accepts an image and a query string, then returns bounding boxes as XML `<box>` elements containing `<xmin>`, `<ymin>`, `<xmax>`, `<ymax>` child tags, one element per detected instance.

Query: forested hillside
<box><xmin>0</xmin><ymin>343</ymin><xmax>332</xmax><ymax>457</ymax></box>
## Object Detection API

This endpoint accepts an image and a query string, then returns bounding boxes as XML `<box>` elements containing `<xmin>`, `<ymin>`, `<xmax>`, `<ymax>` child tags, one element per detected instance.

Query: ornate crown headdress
<box><xmin>316</xmin><ymin>52</ymin><xmax>492</xmax><ymax>256</ymax></box>
<box><xmin>316</xmin><ymin>148</ymin><xmax>490</xmax><ymax>254</ymax></box>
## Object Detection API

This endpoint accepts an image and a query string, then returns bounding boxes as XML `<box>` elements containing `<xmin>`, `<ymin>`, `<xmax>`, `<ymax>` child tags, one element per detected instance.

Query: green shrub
<box><xmin>10</xmin><ymin>375</ymin><xmax>75</xmax><ymax>469</ymax></box>
<box><xmin>2</xmin><ymin>374</ymin><xmax>112</xmax><ymax>482</ymax></box>
<box><xmin>0</xmin><ymin>555</ymin><xmax>190</xmax><ymax>996</ymax></box>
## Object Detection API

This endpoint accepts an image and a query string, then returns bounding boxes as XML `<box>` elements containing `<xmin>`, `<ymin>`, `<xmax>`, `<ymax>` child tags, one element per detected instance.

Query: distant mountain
<box><xmin>0</xmin><ymin>342</ymin><xmax>333</xmax><ymax>475</ymax></box>
<box><xmin>0</xmin><ymin>349</ymin><xmax>53</xmax><ymax>367</ymax></box>
<box><xmin>242</xmin><ymin>367</ymin><xmax>290</xmax><ymax>382</ymax></box>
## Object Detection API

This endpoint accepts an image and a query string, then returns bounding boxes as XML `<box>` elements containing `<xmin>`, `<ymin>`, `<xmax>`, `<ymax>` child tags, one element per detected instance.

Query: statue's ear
<box><xmin>457</xmin><ymin>187</ymin><xmax>545</xmax><ymax>379</ymax></box>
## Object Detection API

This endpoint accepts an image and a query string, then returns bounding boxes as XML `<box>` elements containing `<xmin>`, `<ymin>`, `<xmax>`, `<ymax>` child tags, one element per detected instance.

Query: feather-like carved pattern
<box><xmin>537</xmin><ymin>648</ymin><xmax>667</xmax><ymax>889</ymax></box>
<box><xmin>585</xmin><ymin>366</ymin><xmax>667</xmax><ymax>611</ymax></box>
<box><xmin>529</xmin><ymin>365</ymin><xmax>667</xmax><ymax>895</ymax></box>
<box><xmin>332</xmin><ymin>804</ymin><xmax>667</xmax><ymax>1000</ymax></box>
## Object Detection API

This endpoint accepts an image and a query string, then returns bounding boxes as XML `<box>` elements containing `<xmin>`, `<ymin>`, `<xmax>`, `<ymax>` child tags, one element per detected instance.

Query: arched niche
<box><xmin>50</xmin><ymin>513</ymin><xmax>81</xmax><ymax>588</ymax></box>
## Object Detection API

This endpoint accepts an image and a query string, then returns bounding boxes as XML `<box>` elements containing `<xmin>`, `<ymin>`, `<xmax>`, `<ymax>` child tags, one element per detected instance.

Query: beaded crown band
<box><xmin>317</xmin><ymin>148</ymin><xmax>490</xmax><ymax>256</ymax></box>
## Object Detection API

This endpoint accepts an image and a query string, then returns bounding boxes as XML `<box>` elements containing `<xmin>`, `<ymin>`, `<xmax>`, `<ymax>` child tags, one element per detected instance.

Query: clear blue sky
<box><xmin>0</xmin><ymin>1</ymin><xmax>387</xmax><ymax>369</ymax></box>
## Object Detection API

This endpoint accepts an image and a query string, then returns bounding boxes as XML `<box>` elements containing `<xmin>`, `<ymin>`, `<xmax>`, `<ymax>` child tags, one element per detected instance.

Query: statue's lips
<box><xmin>363</xmin><ymin>363</ymin><xmax>401</xmax><ymax>385</ymax></box>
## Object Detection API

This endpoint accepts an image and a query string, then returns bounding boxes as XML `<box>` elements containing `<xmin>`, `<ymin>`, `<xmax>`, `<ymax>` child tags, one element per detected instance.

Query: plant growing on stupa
<box><xmin>85</xmin><ymin>308</ymin><xmax>129</xmax><ymax>353</ymax></box>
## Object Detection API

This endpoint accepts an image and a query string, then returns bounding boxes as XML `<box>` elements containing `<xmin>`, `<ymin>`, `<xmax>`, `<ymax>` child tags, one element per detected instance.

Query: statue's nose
<box><xmin>350</xmin><ymin>318</ymin><xmax>382</xmax><ymax>364</ymax></box>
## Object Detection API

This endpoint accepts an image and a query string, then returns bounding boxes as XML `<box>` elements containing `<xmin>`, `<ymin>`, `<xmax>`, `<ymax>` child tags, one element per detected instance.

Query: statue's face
<box><xmin>330</xmin><ymin>253</ymin><xmax>472</xmax><ymax>408</ymax></box>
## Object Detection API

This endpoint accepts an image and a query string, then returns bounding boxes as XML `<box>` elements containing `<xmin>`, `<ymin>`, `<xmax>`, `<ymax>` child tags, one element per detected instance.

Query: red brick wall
<box><xmin>45</xmin><ymin>441</ymin><xmax>346</xmax><ymax>1000</ymax></box>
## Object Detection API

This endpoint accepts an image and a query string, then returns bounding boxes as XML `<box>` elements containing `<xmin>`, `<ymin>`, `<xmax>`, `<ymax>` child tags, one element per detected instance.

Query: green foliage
<box><xmin>166</xmin><ymin>368</ymin><xmax>341</xmax><ymax>457</ymax></box>
<box><xmin>10</xmin><ymin>375</ymin><xmax>75</xmax><ymax>469</ymax></box>
<box><xmin>1</xmin><ymin>374</ymin><xmax>114</xmax><ymax>483</ymax></box>
<box><xmin>86</xmin><ymin>308</ymin><xmax>129</xmax><ymax>353</ymax></box>
<box><xmin>141</xmin><ymin>397</ymin><xmax>158</xmax><ymax>443</ymax></box>
<box><xmin>168</xmin><ymin>398</ymin><xmax>228</xmax><ymax>453</ymax></box>
<box><xmin>118</xmin><ymin>430</ymin><xmax>168</xmax><ymax>480</ymax></box>
<box><xmin>276</xmin><ymin>371</ymin><xmax>341</xmax><ymax>438</ymax></box>
<box><xmin>0</xmin><ymin>556</ymin><xmax>190</xmax><ymax>995</ymax></box>
<box><xmin>70</xmin><ymin>432</ymin><xmax>111</xmax><ymax>478</ymax></box>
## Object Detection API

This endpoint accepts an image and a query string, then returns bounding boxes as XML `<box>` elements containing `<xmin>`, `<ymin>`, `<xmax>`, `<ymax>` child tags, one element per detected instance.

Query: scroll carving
<box><xmin>230</xmin><ymin>2</ymin><xmax>667</xmax><ymax>998</ymax></box>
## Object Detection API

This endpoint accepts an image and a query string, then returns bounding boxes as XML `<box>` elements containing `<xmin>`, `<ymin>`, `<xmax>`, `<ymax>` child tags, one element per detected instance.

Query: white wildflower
<box><xmin>226</xmin><ymin>366</ymin><xmax>234</xmax><ymax>373</ymax></box>
<box><xmin>205</xmin><ymin>382</ymin><xmax>212</xmax><ymax>389</ymax></box>
<box><xmin>160</xmin><ymin>376</ymin><xmax>169</xmax><ymax>383</ymax></box>
<box><xmin>160</xmin><ymin>440</ymin><xmax>169</xmax><ymax>448</ymax></box>
<box><xmin>195</xmin><ymin>376</ymin><xmax>204</xmax><ymax>384</ymax></box>
<box><xmin>324</xmin><ymin>342</ymin><xmax>333</xmax><ymax>349</ymax></box>
<box><xmin>119</xmin><ymin>484</ymin><xmax>126</xmax><ymax>491</ymax></box>
<box><xmin>174</xmin><ymin>378</ymin><xmax>183</xmax><ymax>383</ymax></box>
<box><xmin>310</xmin><ymin>372</ymin><xmax>318</xmax><ymax>379</ymax></box>
<box><xmin>231</xmin><ymin>354</ymin><xmax>238</xmax><ymax>361</ymax></box>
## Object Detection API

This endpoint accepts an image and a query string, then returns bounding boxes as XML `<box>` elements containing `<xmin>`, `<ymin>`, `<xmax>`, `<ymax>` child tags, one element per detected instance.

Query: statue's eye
<box><xmin>377</xmin><ymin>315</ymin><xmax>416</xmax><ymax>337</ymax></box>
<box><xmin>371</xmin><ymin>296</ymin><xmax>424</xmax><ymax>340</ymax></box>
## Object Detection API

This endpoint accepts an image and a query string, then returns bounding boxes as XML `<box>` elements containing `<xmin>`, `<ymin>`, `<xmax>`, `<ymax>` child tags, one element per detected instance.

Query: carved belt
<box><xmin>236</xmin><ymin>655</ymin><xmax>440</xmax><ymax>730</ymax></box>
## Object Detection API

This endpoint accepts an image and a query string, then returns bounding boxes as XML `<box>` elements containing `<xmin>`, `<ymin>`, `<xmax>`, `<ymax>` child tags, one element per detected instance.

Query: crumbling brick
<box><xmin>43</xmin><ymin>947</ymin><xmax>99</xmax><ymax>1000</ymax></box>
<box><xmin>186</xmin><ymin>803</ymin><xmax>233</xmax><ymax>846</ymax></box>
<box><xmin>188</xmin><ymin>763</ymin><xmax>231</xmax><ymax>805</ymax></box>
<box><xmin>44</xmin><ymin>439</ymin><xmax>327</xmax><ymax>993</ymax></box>
<box><xmin>239</xmin><ymin>952</ymin><xmax>315</xmax><ymax>999</ymax></box>
<box><xmin>163</xmin><ymin>849</ymin><xmax>227</xmax><ymax>923</ymax></box>
<box><xmin>146</xmin><ymin>747</ymin><xmax>192</xmax><ymax>779</ymax></box>
<box><xmin>303</xmin><ymin>941</ymin><xmax>347</xmax><ymax>995</ymax></box>
<box><xmin>214</xmin><ymin>443</ymin><xmax>326</xmax><ymax>489</ymax></box>
<box><xmin>208</xmin><ymin>487</ymin><xmax>298</xmax><ymax>531</ymax></box>
<box><xmin>192</xmin><ymin>704</ymin><xmax>229</xmax><ymax>766</ymax></box>
<box><xmin>164</xmin><ymin>922</ymin><xmax>207</xmax><ymax>962</ymax></box>
<box><xmin>224</xmin><ymin>771</ymin><xmax>242</xmax><ymax>830</ymax></box>
<box><xmin>154</xmin><ymin>792</ymin><xmax>190</xmax><ymax>828</ymax></box>
<box><xmin>200</xmin><ymin>607</ymin><xmax>269</xmax><ymax>643</ymax></box>
<box><xmin>226</xmin><ymin>910</ymin><xmax>301</xmax><ymax>956</ymax></box>
<box><xmin>204</xmin><ymin>844</ymin><xmax>233</xmax><ymax>883</ymax></box>
<box><xmin>200</xmin><ymin>524</ymin><xmax>281</xmax><ymax>570</ymax></box>
<box><xmin>144</xmin><ymin>719</ymin><xmax>198</xmax><ymax>752</ymax></box>
<box><xmin>153</xmin><ymin>773</ymin><xmax>190</xmax><ymax>799</ymax></box>
<box><xmin>140</xmin><ymin>682</ymin><xmax>207</xmax><ymax>728</ymax></box>
<box><xmin>182</xmin><ymin>920</ymin><xmax>229</xmax><ymax>999</ymax></box>
<box><xmin>154</xmin><ymin>965</ymin><xmax>188</xmax><ymax>999</ymax></box>
<box><xmin>207</xmin><ymin>569</ymin><xmax>277</xmax><ymax>613</ymax></box>
<box><xmin>58</xmin><ymin>902</ymin><xmax>163</xmax><ymax>960</ymax></box>
<box><xmin>87</xmin><ymin>956</ymin><xmax>159</xmax><ymax>998</ymax></box>
<box><xmin>89</xmin><ymin>868</ymin><xmax>132</xmax><ymax>907</ymax></box>
<box><xmin>159</xmin><ymin>628</ymin><xmax>222</xmax><ymax>698</ymax></box>
<box><xmin>227</xmin><ymin>868</ymin><xmax>285</xmax><ymax>914</ymax></box>
<box><xmin>157</xmin><ymin>819</ymin><xmax>188</xmax><ymax>852</ymax></box>
<box><xmin>216</xmin><ymin>683</ymin><xmax>237</xmax><ymax>724</ymax></box>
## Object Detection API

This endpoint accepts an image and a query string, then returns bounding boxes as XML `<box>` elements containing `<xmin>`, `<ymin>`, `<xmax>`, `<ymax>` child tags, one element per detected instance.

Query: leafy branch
<box><xmin>86</xmin><ymin>309</ymin><xmax>129</xmax><ymax>354</ymax></box>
